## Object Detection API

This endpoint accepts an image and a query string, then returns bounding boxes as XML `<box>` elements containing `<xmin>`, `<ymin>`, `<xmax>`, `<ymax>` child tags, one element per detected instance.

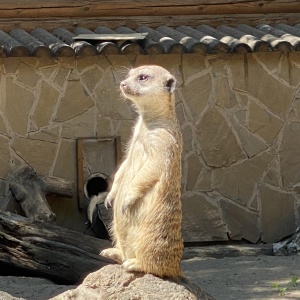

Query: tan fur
<box><xmin>100</xmin><ymin>65</ymin><xmax>183</xmax><ymax>278</ymax></box>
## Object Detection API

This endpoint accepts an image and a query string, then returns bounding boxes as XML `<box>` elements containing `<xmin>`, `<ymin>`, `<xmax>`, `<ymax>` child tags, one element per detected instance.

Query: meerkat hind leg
<box><xmin>122</xmin><ymin>258</ymin><xmax>143</xmax><ymax>273</ymax></box>
<box><xmin>100</xmin><ymin>248</ymin><xmax>123</xmax><ymax>264</ymax></box>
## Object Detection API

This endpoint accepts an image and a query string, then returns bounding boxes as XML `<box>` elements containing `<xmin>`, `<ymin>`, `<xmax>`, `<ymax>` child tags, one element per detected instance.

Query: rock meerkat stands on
<box><xmin>101</xmin><ymin>65</ymin><xmax>183</xmax><ymax>278</ymax></box>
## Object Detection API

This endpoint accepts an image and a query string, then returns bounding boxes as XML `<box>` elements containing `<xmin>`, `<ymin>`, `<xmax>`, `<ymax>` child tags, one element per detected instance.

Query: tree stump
<box><xmin>0</xmin><ymin>211</ymin><xmax>113</xmax><ymax>284</ymax></box>
<box><xmin>8</xmin><ymin>165</ymin><xmax>74</xmax><ymax>223</ymax></box>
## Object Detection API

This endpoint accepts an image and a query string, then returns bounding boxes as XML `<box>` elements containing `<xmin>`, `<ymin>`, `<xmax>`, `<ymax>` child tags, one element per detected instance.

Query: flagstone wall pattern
<box><xmin>0</xmin><ymin>52</ymin><xmax>300</xmax><ymax>243</ymax></box>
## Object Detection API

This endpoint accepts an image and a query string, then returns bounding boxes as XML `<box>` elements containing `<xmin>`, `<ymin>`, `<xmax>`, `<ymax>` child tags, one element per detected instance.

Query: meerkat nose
<box><xmin>120</xmin><ymin>81</ymin><xmax>127</xmax><ymax>89</ymax></box>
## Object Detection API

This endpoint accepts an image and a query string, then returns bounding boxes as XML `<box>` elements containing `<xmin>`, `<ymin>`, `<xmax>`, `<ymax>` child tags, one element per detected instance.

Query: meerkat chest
<box><xmin>127</xmin><ymin>127</ymin><xmax>149</xmax><ymax>171</ymax></box>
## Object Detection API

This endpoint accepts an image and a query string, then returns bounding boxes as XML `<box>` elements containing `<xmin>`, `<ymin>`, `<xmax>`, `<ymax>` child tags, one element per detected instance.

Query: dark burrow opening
<box><xmin>85</xmin><ymin>175</ymin><xmax>108</xmax><ymax>198</ymax></box>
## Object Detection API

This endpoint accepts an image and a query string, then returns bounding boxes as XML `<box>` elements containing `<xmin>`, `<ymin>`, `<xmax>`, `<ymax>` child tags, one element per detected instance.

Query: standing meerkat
<box><xmin>100</xmin><ymin>65</ymin><xmax>183</xmax><ymax>278</ymax></box>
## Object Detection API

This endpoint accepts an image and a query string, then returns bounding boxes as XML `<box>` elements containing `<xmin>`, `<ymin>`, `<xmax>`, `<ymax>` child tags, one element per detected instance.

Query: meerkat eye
<box><xmin>138</xmin><ymin>74</ymin><xmax>149</xmax><ymax>81</ymax></box>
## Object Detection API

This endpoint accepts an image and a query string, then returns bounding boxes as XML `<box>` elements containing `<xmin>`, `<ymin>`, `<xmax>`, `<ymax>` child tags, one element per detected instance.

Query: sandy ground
<box><xmin>182</xmin><ymin>255</ymin><xmax>300</xmax><ymax>300</ymax></box>
<box><xmin>0</xmin><ymin>250</ymin><xmax>299</xmax><ymax>300</ymax></box>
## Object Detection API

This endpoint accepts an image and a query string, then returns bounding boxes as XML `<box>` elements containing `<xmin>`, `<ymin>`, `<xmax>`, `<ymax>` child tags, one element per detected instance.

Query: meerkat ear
<box><xmin>165</xmin><ymin>77</ymin><xmax>176</xmax><ymax>93</ymax></box>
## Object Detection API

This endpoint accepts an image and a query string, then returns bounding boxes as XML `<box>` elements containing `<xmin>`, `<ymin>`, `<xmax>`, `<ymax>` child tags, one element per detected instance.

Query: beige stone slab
<box><xmin>54</xmin><ymin>81</ymin><xmax>94</xmax><ymax>122</ymax></box>
<box><xmin>278</xmin><ymin>55</ymin><xmax>300</xmax><ymax>88</ymax></box>
<box><xmin>219</xmin><ymin>199</ymin><xmax>260</xmax><ymax>243</ymax></box>
<box><xmin>213</xmin><ymin>150</ymin><xmax>274</xmax><ymax>205</ymax></box>
<box><xmin>53</xmin><ymin>67</ymin><xmax>71</xmax><ymax>89</ymax></box>
<box><xmin>253</xmin><ymin>51</ymin><xmax>281</xmax><ymax>73</ymax></box>
<box><xmin>231</xmin><ymin>115</ymin><xmax>268</xmax><ymax>158</ymax></box>
<box><xmin>32</xmin><ymin>80</ymin><xmax>60</xmax><ymax>128</ymax></box>
<box><xmin>0</xmin><ymin>135</ymin><xmax>11</xmax><ymax>179</ymax></box>
<box><xmin>0</xmin><ymin>114</ymin><xmax>7</xmax><ymax>135</ymax></box>
<box><xmin>52</xmin><ymin>138</ymin><xmax>76</xmax><ymax>182</ymax></box>
<box><xmin>61</xmin><ymin>108</ymin><xmax>95</xmax><ymax>138</ymax></box>
<box><xmin>181</xmin><ymin>125</ymin><xmax>194</xmax><ymax>153</ymax></box>
<box><xmin>95</xmin><ymin>68</ymin><xmax>132</xmax><ymax>119</ymax></box>
<box><xmin>248</xmin><ymin>100</ymin><xmax>284</xmax><ymax>144</ymax></box>
<box><xmin>182</xmin><ymin>193</ymin><xmax>227</xmax><ymax>242</ymax></box>
<box><xmin>260</xmin><ymin>185</ymin><xmax>296</xmax><ymax>243</ymax></box>
<box><xmin>80</xmin><ymin>66</ymin><xmax>104</xmax><ymax>94</ymax></box>
<box><xmin>3</xmin><ymin>57</ymin><xmax>20</xmax><ymax>74</ymax></box>
<box><xmin>246</xmin><ymin>55</ymin><xmax>294</xmax><ymax>117</ymax></box>
<box><xmin>196</xmin><ymin>106</ymin><xmax>245</xmax><ymax>168</ymax></box>
<box><xmin>185</xmin><ymin>153</ymin><xmax>204</xmax><ymax>191</ymax></box>
<box><xmin>77</xmin><ymin>56</ymin><xmax>101</xmax><ymax>72</ymax></box>
<box><xmin>96</xmin><ymin>117</ymin><xmax>113</xmax><ymax>136</ymax></box>
<box><xmin>11</xmin><ymin>137</ymin><xmax>57</xmax><ymax>176</ymax></box>
<box><xmin>262</xmin><ymin>159</ymin><xmax>280</xmax><ymax>187</ymax></box>
<box><xmin>213</xmin><ymin>74</ymin><xmax>238</xmax><ymax>109</ymax></box>
<box><xmin>5</xmin><ymin>77</ymin><xmax>34</xmax><ymax>136</ymax></box>
<box><xmin>279</xmin><ymin>120</ymin><xmax>300</xmax><ymax>188</ymax></box>
<box><xmin>180</xmin><ymin>73</ymin><xmax>211</xmax><ymax>123</ymax></box>
<box><xmin>181</xmin><ymin>54</ymin><xmax>206</xmax><ymax>83</ymax></box>
<box><xmin>16</xmin><ymin>62</ymin><xmax>41</xmax><ymax>89</ymax></box>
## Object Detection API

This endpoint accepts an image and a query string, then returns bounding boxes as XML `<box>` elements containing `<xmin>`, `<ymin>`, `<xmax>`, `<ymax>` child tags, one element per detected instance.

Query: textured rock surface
<box><xmin>50</xmin><ymin>264</ymin><xmax>215</xmax><ymax>300</ymax></box>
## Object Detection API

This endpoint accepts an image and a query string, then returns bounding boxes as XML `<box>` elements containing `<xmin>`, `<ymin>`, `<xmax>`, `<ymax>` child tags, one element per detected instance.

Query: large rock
<box><xmin>50</xmin><ymin>264</ymin><xmax>215</xmax><ymax>300</ymax></box>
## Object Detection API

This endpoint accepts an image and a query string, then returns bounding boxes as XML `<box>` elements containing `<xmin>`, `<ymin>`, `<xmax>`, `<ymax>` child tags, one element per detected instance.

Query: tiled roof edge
<box><xmin>0</xmin><ymin>24</ymin><xmax>299</xmax><ymax>57</ymax></box>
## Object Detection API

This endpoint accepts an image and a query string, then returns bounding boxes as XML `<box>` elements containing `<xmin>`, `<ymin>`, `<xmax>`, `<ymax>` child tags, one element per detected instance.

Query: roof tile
<box><xmin>0</xmin><ymin>24</ymin><xmax>299</xmax><ymax>57</ymax></box>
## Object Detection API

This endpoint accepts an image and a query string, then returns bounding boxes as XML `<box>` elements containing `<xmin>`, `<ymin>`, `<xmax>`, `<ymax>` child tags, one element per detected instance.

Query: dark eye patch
<box><xmin>138</xmin><ymin>74</ymin><xmax>149</xmax><ymax>81</ymax></box>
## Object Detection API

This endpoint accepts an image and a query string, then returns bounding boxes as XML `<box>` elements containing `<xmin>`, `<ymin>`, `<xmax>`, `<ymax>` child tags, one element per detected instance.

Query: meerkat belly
<box><xmin>114</xmin><ymin>138</ymin><xmax>148</xmax><ymax>209</ymax></box>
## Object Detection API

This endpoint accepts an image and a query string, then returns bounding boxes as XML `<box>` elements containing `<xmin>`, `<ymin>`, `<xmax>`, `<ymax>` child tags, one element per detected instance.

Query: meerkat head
<box><xmin>120</xmin><ymin>65</ymin><xmax>176</xmax><ymax>117</ymax></box>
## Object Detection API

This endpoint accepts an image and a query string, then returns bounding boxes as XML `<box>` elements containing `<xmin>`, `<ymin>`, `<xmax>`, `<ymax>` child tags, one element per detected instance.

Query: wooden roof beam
<box><xmin>0</xmin><ymin>1</ymin><xmax>299</xmax><ymax>18</ymax></box>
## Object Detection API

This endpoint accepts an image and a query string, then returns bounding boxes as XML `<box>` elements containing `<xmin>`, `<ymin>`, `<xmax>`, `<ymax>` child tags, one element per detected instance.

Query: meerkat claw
<box><xmin>122</xmin><ymin>258</ymin><xmax>143</xmax><ymax>272</ymax></box>
<box><xmin>104</xmin><ymin>194</ymin><xmax>114</xmax><ymax>208</ymax></box>
<box><xmin>100</xmin><ymin>248</ymin><xmax>123</xmax><ymax>264</ymax></box>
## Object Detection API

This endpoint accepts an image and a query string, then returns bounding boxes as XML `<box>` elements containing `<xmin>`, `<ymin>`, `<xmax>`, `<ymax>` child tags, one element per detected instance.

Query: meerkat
<box><xmin>100</xmin><ymin>65</ymin><xmax>183</xmax><ymax>278</ymax></box>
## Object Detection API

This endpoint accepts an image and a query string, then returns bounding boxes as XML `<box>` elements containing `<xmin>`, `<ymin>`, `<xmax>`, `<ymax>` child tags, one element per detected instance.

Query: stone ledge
<box><xmin>183</xmin><ymin>244</ymin><xmax>273</xmax><ymax>260</ymax></box>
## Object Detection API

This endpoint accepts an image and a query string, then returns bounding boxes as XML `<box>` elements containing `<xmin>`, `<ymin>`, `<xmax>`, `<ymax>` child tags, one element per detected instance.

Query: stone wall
<box><xmin>0</xmin><ymin>53</ymin><xmax>300</xmax><ymax>243</ymax></box>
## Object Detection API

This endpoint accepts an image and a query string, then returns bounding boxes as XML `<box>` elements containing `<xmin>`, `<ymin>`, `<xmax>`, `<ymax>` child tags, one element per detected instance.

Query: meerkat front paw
<box><xmin>122</xmin><ymin>258</ymin><xmax>143</xmax><ymax>273</ymax></box>
<box><xmin>100</xmin><ymin>248</ymin><xmax>123</xmax><ymax>264</ymax></box>
<box><xmin>104</xmin><ymin>193</ymin><xmax>115</xmax><ymax>208</ymax></box>
<box><xmin>122</xmin><ymin>194</ymin><xmax>139</xmax><ymax>214</ymax></box>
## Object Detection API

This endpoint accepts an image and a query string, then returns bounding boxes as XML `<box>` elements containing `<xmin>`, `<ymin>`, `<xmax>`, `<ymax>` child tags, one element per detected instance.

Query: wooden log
<box><xmin>31</xmin><ymin>28</ymin><xmax>75</xmax><ymax>57</ymax></box>
<box><xmin>0</xmin><ymin>211</ymin><xmax>113</xmax><ymax>284</ymax></box>
<box><xmin>8</xmin><ymin>165</ymin><xmax>74</xmax><ymax>223</ymax></box>
<box><xmin>275</xmin><ymin>23</ymin><xmax>300</xmax><ymax>37</ymax></box>
<box><xmin>217</xmin><ymin>25</ymin><xmax>270</xmax><ymax>52</ymax></box>
<box><xmin>42</xmin><ymin>176</ymin><xmax>74</xmax><ymax>199</ymax></box>
<box><xmin>236</xmin><ymin>24</ymin><xmax>292</xmax><ymax>52</ymax></box>
<box><xmin>115</xmin><ymin>27</ymin><xmax>144</xmax><ymax>54</ymax></box>
<box><xmin>117</xmin><ymin>26</ymin><xmax>164</xmax><ymax>55</ymax></box>
<box><xmin>52</xmin><ymin>28</ymin><xmax>97</xmax><ymax>57</ymax></box>
<box><xmin>176</xmin><ymin>25</ymin><xmax>229</xmax><ymax>54</ymax></box>
<box><xmin>135</xmin><ymin>26</ymin><xmax>165</xmax><ymax>54</ymax></box>
<box><xmin>0</xmin><ymin>30</ymin><xmax>28</xmax><ymax>57</ymax></box>
<box><xmin>0</xmin><ymin>13</ymin><xmax>298</xmax><ymax>33</ymax></box>
<box><xmin>136</xmin><ymin>26</ymin><xmax>185</xmax><ymax>54</ymax></box>
<box><xmin>74</xmin><ymin>27</ymin><xmax>120</xmax><ymax>55</ymax></box>
<box><xmin>197</xmin><ymin>25</ymin><xmax>252</xmax><ymax>53</ymax></box>
<box><xmin>93</xmin><ymin>27</ymin><xmax>121</xmax><ymax>54</ymax></box>
<box><xmin>256</xmin><ymin>24</ymin><xmax>300</xmax><ymax>50</ymax></box>
<box><xmin>114</xmin><ymin>26</ymin><xmax>163</xmax><ymax>55</ymax></box>
<box><xmin>156</xmin><ymin>25</ymin><xmax>206</xmax><ymax>53</ymax></box>
<box><xmin>9</xmin><ymin>28</ymin><xmax>52</xmax><ymax>57</ymax></box>
<box><xmin>0</xmin><ymin>1</ymin><xmax>298</xmax><ymax>18</ymax></box>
